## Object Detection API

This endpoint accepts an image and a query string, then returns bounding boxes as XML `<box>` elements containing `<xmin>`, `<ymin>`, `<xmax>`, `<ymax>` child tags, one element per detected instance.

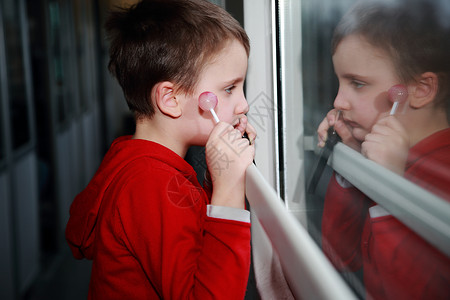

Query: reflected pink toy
<box><xmin>388</xmin><ymin>84</ymin><xmax>408</xmax><ymax>115</ymax></box>
<box><xmin>198</xmin><ymin>91</ymin><xmax>220</xmax><ymax>123</ymax></box>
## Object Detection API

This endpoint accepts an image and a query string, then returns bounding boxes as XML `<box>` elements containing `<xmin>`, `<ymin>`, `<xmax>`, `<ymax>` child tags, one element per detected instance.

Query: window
<box><xmin>1</xmin><ymin>0</ymin><xmax>32</xmax><ymax>151</ymax></box>
<box><xmin>282</xmin><ymin>0</ymin><xmax>450</xmax><ymax>298</ymax></box>
<box><xmin>72</xmin><ymin>0</ymin><xmax>98</xmax><ymax>112</ymax></box>
<box><xmin>48</xmin><ymin>0</ymin><xmax>80</xmax><ymax>127</ymax></box>
<box><xmin>245</xmin><ymin>0</ymin><xmax>450</xmax><ymax>298</ymax></box>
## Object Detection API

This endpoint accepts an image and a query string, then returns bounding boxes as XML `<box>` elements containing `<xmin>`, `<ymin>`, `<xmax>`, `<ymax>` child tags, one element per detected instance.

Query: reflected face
<box><xmin>180</xmin><ymin>39</ymin><xmax>249</xmax><ymax>145</ymax></box>
<box><xmin>332</xmin><ymin>34</ymin><xmax>399</xmax><ymax>142</ymax></box>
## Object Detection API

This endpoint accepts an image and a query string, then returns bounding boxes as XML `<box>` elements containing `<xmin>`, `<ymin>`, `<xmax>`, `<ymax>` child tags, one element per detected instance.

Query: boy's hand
<box><xmin>233</xmin><ymin>115</ymin><xmax>257</xmax><ymax>145</ymax></box>
<box><xmin>206</xmin><ymin>120</ymin><xmax>255</xmax><ymax>209</ymax></box>
<box><xmin>361</xmin><ymin>116</ymin><xmax>409</xmax><ymax>175</ymax></box>
<box><xmin>317</xmin><ymin>109</ymin><xmax>361</xmax><ymax>151</ymax></box>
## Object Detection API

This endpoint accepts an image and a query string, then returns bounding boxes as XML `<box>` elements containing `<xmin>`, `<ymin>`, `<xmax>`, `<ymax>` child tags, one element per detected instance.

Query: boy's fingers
<box><xmin>210</xmin><ymin>121</ymin><xmax>233</xmax><ymax>137</ymax></box>
<box><xmin>334</xmin><ymin>120</ymin><xmax>362</xmax><ymax>152</ymax></box>
<box><xmin>317</xmin><ymin>118</ymin><xmax>330</xmax><ymax>140</ymax></box>
<box><xmin>245</xmin><ymin>122</ymin><xmax>257</xmax><ymax>144</ymax></box>
<box><xmin>326</xmin><ymin>109</ymin><xmax>339</xmax><ymax>126</ymax></box>
<box><xmin>334</xmin><ymin>120</ymin><xmax>352</xmax><ymax>141</ymax></box>
<box><xmin>234</xmin><ymin>117</ymin><xmax>247</xmax><ymax>136</ymax></box>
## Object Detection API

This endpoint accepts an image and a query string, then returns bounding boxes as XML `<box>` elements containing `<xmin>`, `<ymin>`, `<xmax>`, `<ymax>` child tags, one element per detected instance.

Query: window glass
<box><xmin>49</xmin><ymin>0</ymin><xmax>75</xmax><ymax>126</ymax></box>
<box><xmin>301</xmin><ymin>0</ymin><xmax>350</xmax><ymax>244</ymax></box>
<box><xmin>72</xmin><ymin>0</ymin><xmax>88</xmax><ymax>111</ymax></box>
<box><xmin>298</xmin><ymin>0</ymin><xmax>450</xmax><ymax>299</ymax></box>
<box><xmin>301</xmin><ymin>0</ymin><xmax>353</xmax><ymax>246</ymax></box>
<box><xmin>0</xmin><ymin>85</ymin><xmax>4</xmax><ymax>162</ymax></box>
<box><xmin>1</xmin><ymin>1</ymin><xmax>31</xmax><ymax>150</ymax></box>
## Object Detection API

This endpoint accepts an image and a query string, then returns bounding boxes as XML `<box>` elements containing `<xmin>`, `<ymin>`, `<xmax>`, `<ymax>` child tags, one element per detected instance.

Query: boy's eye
<box><xmin>351</xmin><ymin>80</ymin><xmax>365</xmax><ymax>89</ymax></box>
<box><xmin>225</xmin><ymin>85</ymin><xmax>235</xmax><ymax>94</ymax></box>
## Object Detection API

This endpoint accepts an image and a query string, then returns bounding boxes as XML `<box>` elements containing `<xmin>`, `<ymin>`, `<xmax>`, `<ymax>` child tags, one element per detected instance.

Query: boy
<box><xmin>65</xmin><ymin>0</ymin><xmax>256</xmax><ymax>299</ymax></box>
<box><xmin>317</xmin><ymin>0</ymin><xmax>450</xmax><ymax>298</ymax></box>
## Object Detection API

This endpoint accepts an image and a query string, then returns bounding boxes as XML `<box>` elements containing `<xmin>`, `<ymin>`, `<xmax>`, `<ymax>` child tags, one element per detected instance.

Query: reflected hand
<box><xmin>362</xmin><ymin>116</ymin><xmax>409</xmax><ymax>175</ymax></box>
<box><xmin>318</xmin><ymin>109</ymin><xmax>360</xmax><ymax>152</ymax></box>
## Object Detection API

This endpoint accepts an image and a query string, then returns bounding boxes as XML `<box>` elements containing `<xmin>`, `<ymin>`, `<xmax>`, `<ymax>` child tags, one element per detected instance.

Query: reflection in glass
<box><xmin>301</xmin><ymin>0</ymin><xmax>352</xmax><ymax>245</ymax></box>
<box><xmin>2</xmin><ymin>1</ymin><xmax>31</xmax><ymax>150</ymax></box>
<box><xmin>300</xmin><ymin>0</ymin><xmax>450</xmax><ymax>299</ymax></box>
<box><xmin>301</xmin><ymin>1</ymin><xmax>366</xmax><ymax>296</ymax></box>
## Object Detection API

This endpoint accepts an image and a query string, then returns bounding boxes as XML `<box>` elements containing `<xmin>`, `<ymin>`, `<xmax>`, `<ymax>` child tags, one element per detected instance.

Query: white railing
<box><xmin>330</xmin><ymin>143</ymin><xmax>450</xmax><ymax>257</ymax></box>
<box><xmin>246</xmin><ymin>164</ymin><xmax>357</xmax><ymax>299</ymax></box>
<box><xmin>246</xmin><ymin>142</ymin><xmax>450</xmax><ymax>298</ymax></box>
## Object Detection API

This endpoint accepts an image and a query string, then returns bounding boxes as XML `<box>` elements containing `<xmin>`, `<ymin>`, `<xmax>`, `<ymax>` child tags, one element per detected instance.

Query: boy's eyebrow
<box><xmin>224</xmin><ymin>76</ymin><xmax>245</xmax><ymax>85</ymax></box>
<box><xmin>340</xmin><ymin>73</ymin><xmax>369</xmax><ymax>81</ymax></box>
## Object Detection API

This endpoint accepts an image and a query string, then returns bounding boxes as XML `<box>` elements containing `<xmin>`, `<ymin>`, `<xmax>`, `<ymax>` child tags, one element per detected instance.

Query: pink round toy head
<box><xmin>198</xmin><ymin>91</ymin><xmax>218</xmax><ymax>111</ymax></box>
<box><xmin>388</xmin><ymin>84</ymin><xmax>408</xmax><ymax>104</ymax></box>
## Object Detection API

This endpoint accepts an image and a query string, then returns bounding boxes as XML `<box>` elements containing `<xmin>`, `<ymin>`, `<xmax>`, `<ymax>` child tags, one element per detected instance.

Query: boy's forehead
<box><xmin>199</xmin><ymin>40</ymin><xmax>248</xmax><ymax>78</ymax></box>
<box><xmin>333</xmin><ymin>35</ymin><xmax>398</xmax><ymax>80</ymax></box>
<box><xmin>204</xmin><ymin>39</ymin><xmax>247</xmax><ymax>63</ymax></box>
<box><xmin>334</xmin><ymin>35</ymin><xmax>391</xmax><ymax>65</ymax></box>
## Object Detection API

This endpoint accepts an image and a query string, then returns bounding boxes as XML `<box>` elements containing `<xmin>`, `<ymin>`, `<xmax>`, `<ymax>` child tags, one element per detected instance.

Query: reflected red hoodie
<box><xmin>322</xmin><ymin>128</ymin><xmax>450</xmax><ymax>299</ymax></box>
<box><xmin>66</xmin><ymin>136</ymin><xmax>251</xmax><ymax>299</ymax></box>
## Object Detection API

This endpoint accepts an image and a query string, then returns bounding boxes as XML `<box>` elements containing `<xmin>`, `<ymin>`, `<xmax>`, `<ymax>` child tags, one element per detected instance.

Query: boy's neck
<box><xmin>406</xmin><ymin>107</ymin><xmax>449</xmax><ymax>147</ymax></box>
<box><xmin>133</xmin><ymin>118</ymin><xmax>189</xmax><ymax>158</ymax></box>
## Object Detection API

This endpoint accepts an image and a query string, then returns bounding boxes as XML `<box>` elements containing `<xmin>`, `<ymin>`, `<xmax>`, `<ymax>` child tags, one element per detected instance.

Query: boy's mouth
<box><xmin>231</xmin><ymin>115</ymin><xmax>247</xmax><ymax>135</ymax></box>
<box><xmin>232</xmin><ymin>115</ymin><xmax>247</xmax><ymax>131</ymax></box>
<box><xmin>343</xmin><ymin>118</ymin><xmax>359</xmax><ymax>128</ymax></box>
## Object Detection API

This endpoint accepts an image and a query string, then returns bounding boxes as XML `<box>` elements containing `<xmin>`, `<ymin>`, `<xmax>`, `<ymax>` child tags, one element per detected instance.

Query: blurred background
<box><xmin>0</xmin><ymin>0</ymin><xmax>247</xmax><ymax>299</ymax></box>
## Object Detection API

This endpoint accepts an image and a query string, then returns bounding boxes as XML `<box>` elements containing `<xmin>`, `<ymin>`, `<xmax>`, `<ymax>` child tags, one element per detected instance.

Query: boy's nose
<box><xmin>333</xmin><ymin>89</ymin><xmax>350</xmax><ymax>111</ymax></box>
<box><xmin>236</xmin><ymin>95</ymin><xmax>249</xmax><ymax>115</ymax></box>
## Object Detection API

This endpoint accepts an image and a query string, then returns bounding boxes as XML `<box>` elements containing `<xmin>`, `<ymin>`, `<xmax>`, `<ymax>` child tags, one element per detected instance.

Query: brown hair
<box><xmin>105</xmin><ymin>0</ymin><xmax>250</xmax><ymax>119</ymax></box>
<box><xmin>332</xmin><ymin>0</ymin><xmax>450</xmax><ymax>111</ymax></box>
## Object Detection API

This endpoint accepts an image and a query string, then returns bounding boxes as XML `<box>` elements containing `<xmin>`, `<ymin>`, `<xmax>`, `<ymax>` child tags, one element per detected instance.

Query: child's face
<box><xmin>182</xmin><ymin>39</ymin><xmax>249</xmax><ymax>144</ymax></box>
<box><xmin>332</xmin><ymin>34</ymin><xmax>400</xmax><ymax>143</ymax></box>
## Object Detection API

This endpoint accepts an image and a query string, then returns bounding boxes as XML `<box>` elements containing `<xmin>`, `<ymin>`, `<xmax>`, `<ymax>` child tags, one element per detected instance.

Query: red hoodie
<box><xmin>66</xmin><ymin>136</ymin><xmax>251</xmax><ymax>299</ymax></box>
<box><xmin>322</xmin><ymin>128</ymin><xmax>450</xmax><ymax>299</ymax></box>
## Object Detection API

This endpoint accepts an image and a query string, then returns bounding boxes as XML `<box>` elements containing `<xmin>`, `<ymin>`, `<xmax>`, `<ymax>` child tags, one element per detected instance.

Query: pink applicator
<box><xmin>388</xmin><ymin>84</ymin><xmax>408</xmax><ymax>115</ymax></box>
<box><xmin>198</xmin><ymin>91</ymin><xmax>220</xmax><ymax>123</ymax></box>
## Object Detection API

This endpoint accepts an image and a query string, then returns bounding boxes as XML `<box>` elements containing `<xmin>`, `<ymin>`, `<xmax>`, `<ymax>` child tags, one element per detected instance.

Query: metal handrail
<box><xmin>330</xmin><ymin>143</ymin><xmax>450</xmax><ymax>258</ymax></box>
<box><xmin>246</xmin><ymin>164</ymin><xmax>357</xmax><ymax>299</ymax></box>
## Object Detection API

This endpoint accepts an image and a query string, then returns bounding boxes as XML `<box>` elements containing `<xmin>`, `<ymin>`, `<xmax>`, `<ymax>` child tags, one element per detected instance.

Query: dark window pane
<box><xmin>0</xmin><ymin>85</ymin><xmax>4</xmax><ymax>161</ymax></box>
<box><xmin>2</xmin><ymin>1</ymin><xmax>31</xmax><ymax>150</ymax></box>
<box><xmin>49</xmin><ymin>1</ymin><xmax>73</xmax><ymax>126</ymax></box>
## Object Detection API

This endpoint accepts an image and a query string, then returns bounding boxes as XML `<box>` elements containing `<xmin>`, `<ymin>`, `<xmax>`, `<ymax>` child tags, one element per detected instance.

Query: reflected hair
<box><xmin>332</xmin><ymin>0</ymin><xmax>450</xmax><ymax>112</ymax></box>
<box><xmin>105</xmin><ymin>0</ymin><xmax>249</xmax><ymax>119</ymax></box>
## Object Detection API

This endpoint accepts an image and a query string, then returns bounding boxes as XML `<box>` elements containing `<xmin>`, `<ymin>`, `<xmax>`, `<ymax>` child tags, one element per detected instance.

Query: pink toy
<box><xmin>388</xmin><ymin>84</ymin><xmax>408</xmax><ymax>115</ymax></box>
<box><xmin>198</xmin><ymin>91</ymin><xmax>220</xmax><ymax>123</ymax></box>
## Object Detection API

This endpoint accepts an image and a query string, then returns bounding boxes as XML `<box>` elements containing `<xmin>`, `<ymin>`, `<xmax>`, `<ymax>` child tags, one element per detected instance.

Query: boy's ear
<box><xmin>153</xmin><ymin>81</ymin><xmax>181</xmax><ymax>118</ymax></box>
<box><xmin>409</xmin><ymin>72</ymin><xmax>438</xmax><ymax>109</ymax></box>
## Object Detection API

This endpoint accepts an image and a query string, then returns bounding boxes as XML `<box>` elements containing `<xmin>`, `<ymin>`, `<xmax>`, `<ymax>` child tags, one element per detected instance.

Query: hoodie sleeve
<box><xmin>114</xmin><ymin>160</ymin><xmax>251</xmax><ymax>300</ymax></box>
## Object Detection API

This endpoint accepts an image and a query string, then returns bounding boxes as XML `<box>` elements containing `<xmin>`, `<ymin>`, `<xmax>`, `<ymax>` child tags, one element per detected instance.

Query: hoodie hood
<box><xmin>65</xmin><ymin>136</ymin><xmax>197</xmax><ymax>259</ymax></box>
